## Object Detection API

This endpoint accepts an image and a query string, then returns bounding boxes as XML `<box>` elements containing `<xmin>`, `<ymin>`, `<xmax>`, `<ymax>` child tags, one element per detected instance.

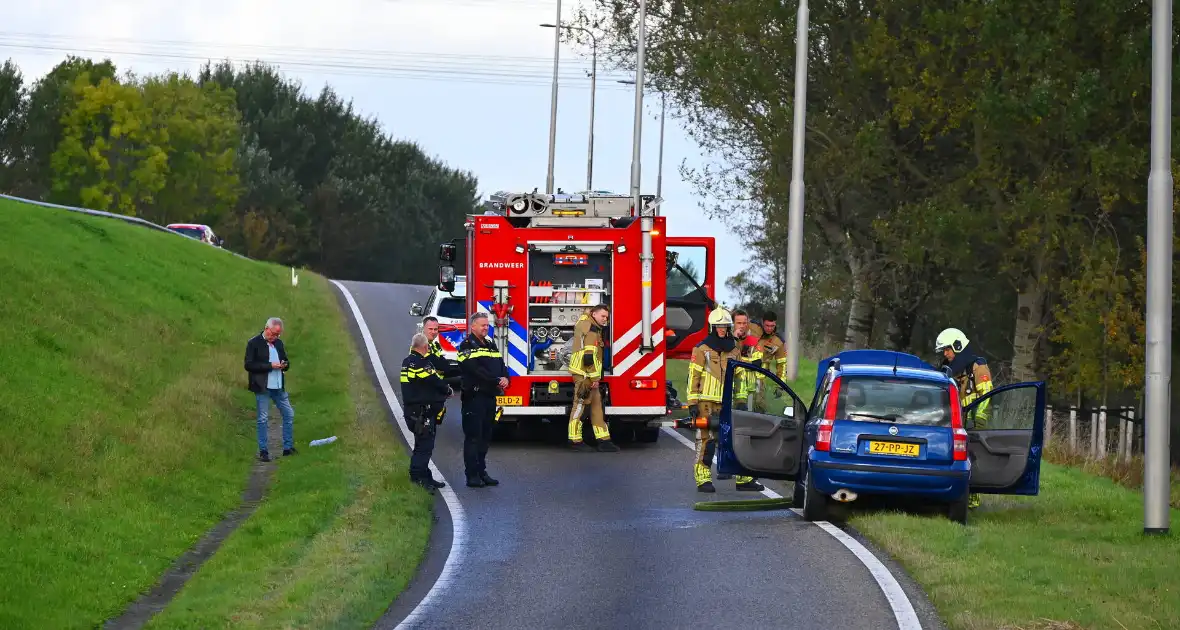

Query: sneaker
<box><xmin>736</xmin><ymin>480</ymin><xmax>765</xmax><ymax>492</ymax></box>
<box><xmin>569</xmin><ymin>441</ymin><xmax>595</xmax><ymax>453</ymax></box>
<box><xmin>283</xmin><ymin>448</ymin><xmax>298</xmax><ymax>456</ymax></box>
<box><xmin>480</xmin><ymin>472</ymin><xmax>500</xmax><ymax>486</ymax></box>
<box><xmin>697</xmin><ymin>481</ymin><xmax>716</xmax><ymax>493</ymax></box>
<box><xmin>258</xmin><ymin>450</ymin><xmax>271</xmax><ymax>462</ymax></box>
<box><xmin>466</xmin><ymin>476</ymin><xmax>486</xmax><ymax>488</ymax></box>
<box><xmin>595</xmin><ymin>440</ymin><xmax>621</xmax><ymax>453</ymax></box>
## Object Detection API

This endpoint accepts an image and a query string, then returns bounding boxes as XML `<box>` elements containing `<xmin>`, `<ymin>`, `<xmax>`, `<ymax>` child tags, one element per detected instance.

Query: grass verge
<box><xmin>852</xmin><ymin>463</ymin><xmax>1180</xmax><ymax>630</ymax></box>
<box><xmin>0</xmin><ymin>200</ymin><xmax>431</xmax><ymax>628</ymax></box>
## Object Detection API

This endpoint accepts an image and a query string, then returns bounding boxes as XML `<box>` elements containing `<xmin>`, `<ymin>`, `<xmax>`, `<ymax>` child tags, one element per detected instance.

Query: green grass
<box><xmin>0</xmin><ymin>200</ymin><xmax>431</xmax><ymax>628</ymax></box>
<box><xmin>852</xmin><ymin>464</ymin><xmax>1180</xmax><ymax>630</ymax></box>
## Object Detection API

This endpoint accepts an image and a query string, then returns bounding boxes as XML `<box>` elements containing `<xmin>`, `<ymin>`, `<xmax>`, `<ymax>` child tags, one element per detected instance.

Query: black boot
<box><xmin>429</xmin><ymin>478</ymin><xmax>447</xmax><ymax>489</ymax></box>
<box><xmin>480</xmin><ymin>472</ymin><xmax>500</xmax><ymax>486</ymax></box>
<box><xmin>258</xmin><ymin>450</ymin><xmax>271</xmax><ymax>462</ymax></box>
<box><xmin>697</xmin><ymin>481</ymin><xmax>716</xmax><ymax>493</ymax></box>
<box><xmin>283</xmin><ymin>448</ymin><xmax>298</xmax><ymax>456</ymax></box>
<box><xmin>595</xmin><ymin>440</ymin><xmax>620</xmax><ymax>452</ymax></box>
<box><xmin>569</xmin><ymin>441</ymin><xmax>595</xmax><ymax>452</ymax></box>
<box><xmin>736</xmin><ymin>480</ymin><xmax>765</xmax><ymax>492</ymax></box>
<box><xmin>413</xmin><ymin>479</ymin><xmax>436</xmax><ymax>495</ymax></box>
<box><xmin>466</xmin><ymin>476</ymin><xmax>486</xmax><ymax>488</ymax></box>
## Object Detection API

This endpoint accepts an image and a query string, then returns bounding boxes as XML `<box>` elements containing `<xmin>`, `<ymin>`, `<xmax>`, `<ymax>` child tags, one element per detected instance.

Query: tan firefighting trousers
<box><xmin>693</xmin><ymin>401</ymin><xmax>754</xmax><ymax>486</ymax></box>
<box><xmin>569</xmin><ymin>375</ymin><xmax>610</xmax><ymax>442</ymax></box>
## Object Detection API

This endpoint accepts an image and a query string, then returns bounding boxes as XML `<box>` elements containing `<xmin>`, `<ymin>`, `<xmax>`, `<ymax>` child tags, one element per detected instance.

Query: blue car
<box><xmin>716</xmin><ymin>349</ymin><xmax>1046</xmax><ymax>524</ymax></box>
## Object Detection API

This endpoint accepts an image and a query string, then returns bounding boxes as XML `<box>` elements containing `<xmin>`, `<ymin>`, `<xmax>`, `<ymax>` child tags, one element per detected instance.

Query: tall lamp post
<box><xmin>1143</xmin><ymin>0</ymin><xmax>1172</xmax><ymax>536</ymax></box>
<box><xmin>544</xmin><ymin>0</ymin><xmax>562</xmax><ymax>194</ymax></box>
<box><xmin>618</xmin><ymin>79</ymin><xmax>666</xmax><ymax>198</ymax></box>
<box><xmin>542</xmin><ymin>23</ymin><xmax>599</xmax><ymax>191</ymax></box>
<box><xmin>782</xmin><ymin>0</ymin><xmax>809</xmax><ymax>382</ymax></box>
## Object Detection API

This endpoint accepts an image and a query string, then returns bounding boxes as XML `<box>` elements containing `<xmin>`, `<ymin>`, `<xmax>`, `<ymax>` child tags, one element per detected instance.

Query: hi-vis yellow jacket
<box><xmin>568</xmin><ymin>314</ymin><xmax>605</xmax><ymax>380</ymax></box>
<box><xmin>687</xmin><ymin>340</ymin><xmax>741</xmax><ymax>404</ymax></box>
<box><xmin>956</xmin><ymin>357</ymin><xmax>994</xmax><ymax>425</ymax></box>
<box><xmin>754</xmin><ymin>323</ymin><xmax>787</xmax><ymax>380</ymax></box>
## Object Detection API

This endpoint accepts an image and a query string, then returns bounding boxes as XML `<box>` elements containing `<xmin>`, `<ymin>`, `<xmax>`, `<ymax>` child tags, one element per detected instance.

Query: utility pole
<box><xmin>1143</xmin><ymin>0</ymin><xmax>1172</xmax><ymax>535</ymax></box>
<box><xmin>630</xmin><ymin>0</ymin><xmax>653</xmax><ymax>352</ymax></box>
<box><xmin>545</xmin><ymin>0</ymin><xmax>562</xmax><ymax>194</ymax></box>
<box><xmin>656</xmin><ymin>92</ymin><xmax>666</xmax><ymax>198</ymax></box>
<box><xmin>783</xmin><ymin>0</ymin><xmax>809</xmax><ymax>382</ymax></box>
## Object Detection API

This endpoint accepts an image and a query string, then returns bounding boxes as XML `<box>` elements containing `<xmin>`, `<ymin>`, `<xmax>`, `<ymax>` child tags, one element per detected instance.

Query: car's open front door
<box><xmin>664</xmin><ymin>237</ymin><xmax>715</xmax><ymax>360</ymax></box>
<box><xmin>965</xmin><ymin>382</ymin><xmax>1047</xmax><ymax>495</ymax></box>
<box><xmin>717</xmin><ymin>360</ymin><xmax>809</xmax><ymax>480</ymax></box>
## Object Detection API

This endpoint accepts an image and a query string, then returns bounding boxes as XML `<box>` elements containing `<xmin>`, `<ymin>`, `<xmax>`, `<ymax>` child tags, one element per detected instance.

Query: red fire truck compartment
<box><xmin>459</xmin><ymin>208</ymin><xmax>716</xmax><ymax>436</ymax></box>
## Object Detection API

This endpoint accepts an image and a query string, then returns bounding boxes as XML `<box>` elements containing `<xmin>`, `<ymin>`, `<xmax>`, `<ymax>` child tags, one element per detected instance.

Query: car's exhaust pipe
<box><xmin>831</xmin><ymin>488</ymin><xmax>858</xmax><ymax>503</ymax></box>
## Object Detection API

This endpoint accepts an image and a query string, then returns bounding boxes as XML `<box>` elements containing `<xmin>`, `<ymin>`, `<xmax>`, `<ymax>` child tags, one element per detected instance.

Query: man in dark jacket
<box><xmin>457</xmin><ymin>312</ymin><xmax>508</xmax><ymax>488</ymax></box>
<box><xmin>244</xmin><ymin>317</ymin><xmax>295</xmax><ymax>462</ymax></box>
<box><xmin>400</xmin><ymin>333</ymin><xmax>452</xmax><ymax>494</ymax></box>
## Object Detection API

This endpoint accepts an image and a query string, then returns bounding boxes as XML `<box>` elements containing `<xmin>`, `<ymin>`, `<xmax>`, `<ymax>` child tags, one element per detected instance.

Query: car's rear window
<box><xmin>836</xmin><ymin>376</ymin><xmax>951</xmax><ymax>427</ymax></box>
<box><xmin>436</xmin><ymin>297</ymin><xmax>466</xmax><ymax>320</ymax></box>
<box><xmin>172</xmin><ymin>227</ymin><xmax>205</xmax><ymax>239</ymax></box>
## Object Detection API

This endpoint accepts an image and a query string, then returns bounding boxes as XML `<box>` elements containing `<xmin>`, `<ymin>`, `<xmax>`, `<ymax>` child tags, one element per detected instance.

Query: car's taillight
<box><xmin>816</xmin><ymin>377</ymin><xmax>841</xmax><ymax>452</ymax></box>
<box><xmin>630</xmin><ymin>378</ymin><xmax>658</xmax><ymax>389</ymax></box>
<box><xmin>949</xmin><ymin>385</ymin><xmax>968</xmax><ymax>461</ymax></box>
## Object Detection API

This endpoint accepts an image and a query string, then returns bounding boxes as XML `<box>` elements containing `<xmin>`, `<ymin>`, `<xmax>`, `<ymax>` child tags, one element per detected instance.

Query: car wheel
<box><xmin>801</xmin><ymin>465</ymin><xmax>828</xmax><ymax>522</ymax></box>
<box><xmin>947</xmin><ymin>490</ymin><xmax>969</xmax><ymax>525</ymax></box>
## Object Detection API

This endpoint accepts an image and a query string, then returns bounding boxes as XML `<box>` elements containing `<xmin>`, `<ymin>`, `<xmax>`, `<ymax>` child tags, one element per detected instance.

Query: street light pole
<box><xmin>783</xmin><ymin>0</ymin><xmax>809</xmax><ymax>382</ymax></box>
<box><xmin>1143</xmin><ymin>0</ymin><xmax>1172</xmax><ymax>536</ymax></box>
<box><xmin>545</xmin><ymin>0</ymin><xmax>562</xmax><ymax>194</ymax></box>
<box><xmin>629</xmin><ymin>0</ymin><xmax>653</xmax><ymax>352</ymax></box>
<box><xmin>542</xmin><ymin>22</ymin><xmax>599</xmax><ymax>191</ymax></box>
<box><xmin>619</xmin><ymin>78</ymin><xmax>666</xmax><ymax>198</ymax></box>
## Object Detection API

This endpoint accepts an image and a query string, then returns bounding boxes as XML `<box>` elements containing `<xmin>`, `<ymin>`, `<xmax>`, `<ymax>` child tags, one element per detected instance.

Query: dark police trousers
<box><xmin>462</xmin><ymin>395</ymin><xmax>496</xmax><ymax>480</ymax></box>
<box><xmin>408</xmin><ymin>403</ymin><xmax>443</xmax><ymax>481</ymax></box>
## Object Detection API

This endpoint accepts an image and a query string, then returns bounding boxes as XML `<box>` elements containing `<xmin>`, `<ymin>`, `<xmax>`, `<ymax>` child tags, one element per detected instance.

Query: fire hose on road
<box><xmin>663</xmin><ymin>416</ymin><xmax>796</xmax><ymax>512</ymax></box>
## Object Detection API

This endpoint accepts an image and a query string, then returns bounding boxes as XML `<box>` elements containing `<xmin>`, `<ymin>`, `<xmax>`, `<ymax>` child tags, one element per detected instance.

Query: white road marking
<box><xmin>331</xmin><ymin>280</ymin><xmax>467</xmax><ymax>630</ymax></box>
<box><xmin>666</xmin><ymin>426</ymin><xmax>923</xmax><ymax>630</ymax></box>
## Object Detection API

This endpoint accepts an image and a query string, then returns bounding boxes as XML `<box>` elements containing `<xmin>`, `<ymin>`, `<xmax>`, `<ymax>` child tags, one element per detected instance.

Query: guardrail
<box><xmin>0</xmin><ymin>192</ymin><xmax>253</xmax><ymax>261</ymax></box>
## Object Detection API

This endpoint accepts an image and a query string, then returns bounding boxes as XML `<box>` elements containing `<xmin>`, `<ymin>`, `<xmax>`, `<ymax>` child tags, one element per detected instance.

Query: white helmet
<box><xmin>934</xmin><ymin>328</ymin><xmax>969</xmax><ymax>354</ymax></box>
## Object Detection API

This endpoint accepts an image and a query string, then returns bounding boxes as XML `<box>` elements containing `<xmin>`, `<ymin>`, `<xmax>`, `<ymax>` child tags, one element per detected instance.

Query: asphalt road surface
<box><xmin>338</xmin><ymin>281</ymin><xmax>944</xmax><ymax>630</ymax></box>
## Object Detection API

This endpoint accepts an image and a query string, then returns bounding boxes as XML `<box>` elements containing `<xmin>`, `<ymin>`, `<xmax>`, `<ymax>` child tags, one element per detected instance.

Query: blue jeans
<box><xmin>256</xmin><ymin>389</ymin><xmax>294</xmax><ymax>452</ymax></box>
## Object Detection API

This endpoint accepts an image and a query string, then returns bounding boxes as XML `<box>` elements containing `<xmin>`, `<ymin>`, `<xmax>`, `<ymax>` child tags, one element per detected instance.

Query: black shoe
<box><xmin>697</xmin><ymin>481</ymin><xmax>716</xmax><ymax>493</ymax></box>
<box><xmin>413</xmin><ymin>479</ymin><xmax>436</xmax><ymax>494</ymax></box>
<box><xmin>466</xmin><ymin>476</ymin><xmax>486</xmax><ymax>488</ymax></box>
<box><xmin>480</xmin><ymin>472</ymin><xmax>500</xmax><ymax>486</ymax></box>
<box><xmin>283</xmin><ymin>448</ymin><xmax>298</xmax><ymax>456</ymax></box>
<box><xmin>569</xmin><ymin>441</ymin><xmax>595</xmax><ymax>452</ymax></box>
<box><xmin>429</xmin><ymin>478</ymin><xmax>446</xmax><ymax>489</ymax></box>
<box><xmin>595</xmin><ymin>440</ymin><xmax>620</xmax><ymax>452</ymax></box>
<box><xmin>736</xmin><ymin>480</ymin><xmax>765</xmax><ymax>492</ymax></box>
<box><xmin>258</xmin><ymin>450</ymin><xmax>271</xmax><ymax>462</ymax></box>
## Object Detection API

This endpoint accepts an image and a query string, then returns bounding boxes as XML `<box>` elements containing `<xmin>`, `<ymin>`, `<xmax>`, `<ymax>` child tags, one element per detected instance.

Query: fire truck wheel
<box><xmin>635</xmin><ymin>426</ymin><xmax>661</xmax><ymax>443</ymax></box>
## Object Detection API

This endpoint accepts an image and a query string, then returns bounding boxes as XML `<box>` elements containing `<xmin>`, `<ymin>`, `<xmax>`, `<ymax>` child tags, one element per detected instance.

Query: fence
<box><xmin>1044</xmin><ymin>405</ymin><xmax>1143</xmax><ymax>463</ymax></box>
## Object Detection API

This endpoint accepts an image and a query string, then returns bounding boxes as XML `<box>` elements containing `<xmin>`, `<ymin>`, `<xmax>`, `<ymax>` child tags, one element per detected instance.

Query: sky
<box><xmin>1</xmin><ymin>0</ymin><xmax>749</xmax><ymax>303</ymax></box>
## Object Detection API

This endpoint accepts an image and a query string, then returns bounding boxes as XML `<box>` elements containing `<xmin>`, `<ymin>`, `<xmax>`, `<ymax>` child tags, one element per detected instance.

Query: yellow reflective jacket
<box><xmin>687</xmin><ymin>338</ymin><xmax>741</xmax><ymax>404</ymax></box>
<box><xmin>568</xmin><ymin>314</ymin><xmax>605</xmax><ymax>379</ymax></box>
<box><xmin>755</xmin><ymin>325</ymin><xmax>787</xmax><ymax>381</ymax></box>
<box><xmin>954</xmin><ymin>356</ymin><xmax>994</xmax><ymax>426</ymax></box>
<box><xmin>733</xmin><ymin>329</ymin><xmax>760</xmax><ymax>400</ymax></box>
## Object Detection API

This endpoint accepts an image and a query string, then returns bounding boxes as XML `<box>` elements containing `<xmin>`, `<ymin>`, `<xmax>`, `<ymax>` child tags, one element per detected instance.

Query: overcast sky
<box><xmin>2</xmin><ymin>0</ymin><xmax>749</xmax><ymax>303</ymax></box>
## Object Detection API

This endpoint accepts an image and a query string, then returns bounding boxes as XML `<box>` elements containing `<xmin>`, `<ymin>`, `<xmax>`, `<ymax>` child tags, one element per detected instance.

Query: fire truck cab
<box><xmin>434</xmin><ymin>190</ymin><xmax>716</xmax><ymax>443</ymax></box>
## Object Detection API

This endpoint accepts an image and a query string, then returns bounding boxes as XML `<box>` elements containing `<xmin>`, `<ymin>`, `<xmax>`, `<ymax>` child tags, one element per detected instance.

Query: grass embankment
<box><xmin>0</xmin><ymin>200</ymin><xmax>431</xmax><ymax>628</ymax></box>
<box><xmin>666</xmin><ymin>357</ymin><xmax>818</xmax><ymax>413</ymax></box>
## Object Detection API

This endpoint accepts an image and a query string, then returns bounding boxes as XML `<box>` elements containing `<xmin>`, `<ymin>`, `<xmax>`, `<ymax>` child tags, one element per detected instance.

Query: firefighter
<box><xmin>567</xmin><ymin>304</ymin><xmax>620</xmax><ymax>453</ymax></box>
<box><xmin>718</xmin><ymin>309</ymin><xmax>760</xmax><ymax>481</ymax></box>
<box><xmin>935</xmin><ymin>327</ymin><xmax>994</xmax><ymax>510</ymax></box>
<box><xmin>752</xmin><ymin>310</ymin><xmax>788</xmax><ymax>411</ymax></box>
<box><xmin>400</xmin><ymin>333</ymin><xmax>451</xmax><ymax>494</ymax></box>
<box><xmin>458</xmin><ymin>312</ymin><xmax>508</xmax><ymax>488</ymax></box>
<box><xmin>687</xmin><ymin>307</ymin><xmax>765</xmax><ymax>493</ymax></box>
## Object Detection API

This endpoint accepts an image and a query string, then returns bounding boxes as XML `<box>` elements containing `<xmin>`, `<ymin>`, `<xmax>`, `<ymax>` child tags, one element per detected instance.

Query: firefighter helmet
<box><xmin>934</xmin><ymin>328</ymin><xmax>969</xmax><ymax>354</ymax></box>
<box><xmin>708</xmin><ymin>307</ymin><xmax>733</xmax><ymax>327</ymax></box>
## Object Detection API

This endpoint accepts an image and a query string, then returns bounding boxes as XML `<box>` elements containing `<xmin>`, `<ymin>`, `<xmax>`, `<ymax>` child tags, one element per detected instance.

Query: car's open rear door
<box><xmin>664</xmin><ymin>237</ymin><xmax>715</xmax><ymax>360</ymax></box>
<box><xmin>965</xmin><ymin>382</ymin><xmax>1047</xmax><ymax>495</ymax></box>
<box><xmin>717</xmin><ymin>361</ymin><xmax>809</xmax><ymax>480</ymax></box>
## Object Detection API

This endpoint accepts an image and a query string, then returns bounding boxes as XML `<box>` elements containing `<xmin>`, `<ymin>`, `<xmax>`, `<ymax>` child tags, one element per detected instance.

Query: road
<box><xmin>337</xmin><ymin>280</ymin><xmax>944</xmax><ymax>630</ymax></box>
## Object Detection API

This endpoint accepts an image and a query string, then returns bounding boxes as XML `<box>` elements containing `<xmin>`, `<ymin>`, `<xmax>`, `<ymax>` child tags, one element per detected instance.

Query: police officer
<box><xmin>421</xmin><ymin>316</ymin><xmax>462</xmax><ymax>392</ymax></box>
<box><xmin>400</xmin><ymin>333</ymin><xmax>451</xmax><ymax>494</ymax></box>
<box><xmin>687</xmin><ymin>307</ymin><xmax>765</xmax><ymax>493</ymax></box>
<box><xmin>568</xmin><ymin>304</ymin><xmax>620</xmax><ymax>452</ymax></box>
<box><xmin>458</xmin><ymin>312</ymin><xmax>508</xmax><ymax>488</ymax></box>
<box><xmin>935</xmin><ymin>327</ymin><xmax>994</xmax><ymax>510</ymax></box>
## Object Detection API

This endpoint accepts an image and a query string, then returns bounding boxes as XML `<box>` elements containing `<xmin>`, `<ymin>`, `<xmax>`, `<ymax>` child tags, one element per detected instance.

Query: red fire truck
<box><xmin>433</xmin><ymin>190</ymin><xmax>717</xmax><ymax>443</ymax></box>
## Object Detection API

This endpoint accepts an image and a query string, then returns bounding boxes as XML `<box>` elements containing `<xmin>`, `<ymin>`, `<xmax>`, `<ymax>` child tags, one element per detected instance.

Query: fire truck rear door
<box><xmin>665</xmin><ymin>237</ymin><xmax>715</xmax><ymax>360</ymax></box>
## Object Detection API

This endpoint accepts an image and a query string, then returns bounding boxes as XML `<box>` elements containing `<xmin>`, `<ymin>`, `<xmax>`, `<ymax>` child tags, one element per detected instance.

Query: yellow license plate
<box><xmin>868</xmin><ymin>441</ymin><xmax>920</xmax><ymax>457</ymax></box>
<box><xmin>496</xmin><ymin>396</ymin><xmax>523</xmax><ymax>406</ymax></box>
